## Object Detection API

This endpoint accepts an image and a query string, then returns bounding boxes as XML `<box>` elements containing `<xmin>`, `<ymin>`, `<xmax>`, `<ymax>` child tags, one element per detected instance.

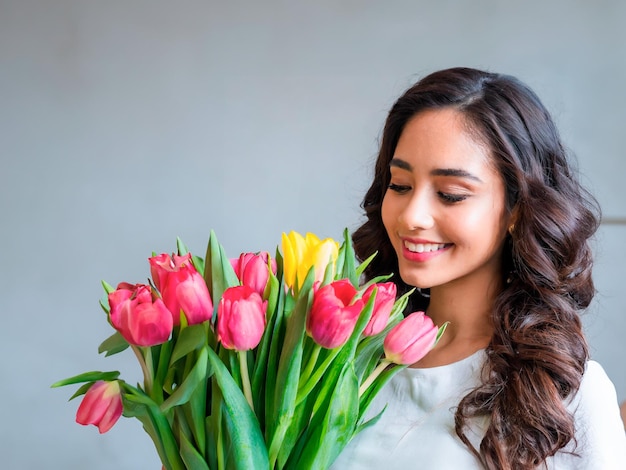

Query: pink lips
<box><xmin>400</xmin><ymin>238</ymin><xmax>451</xmax><ymax>263</ymax></box>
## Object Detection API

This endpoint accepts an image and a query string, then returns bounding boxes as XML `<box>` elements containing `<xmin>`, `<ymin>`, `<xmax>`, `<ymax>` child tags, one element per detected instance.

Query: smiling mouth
<box><xmin>403</xmin><ymin>241</ymin><xmax>449</xmax><ymax>253</ymax></box>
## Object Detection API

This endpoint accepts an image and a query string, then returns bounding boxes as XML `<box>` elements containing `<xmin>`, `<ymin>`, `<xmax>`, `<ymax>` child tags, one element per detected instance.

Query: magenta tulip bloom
<box><xmin>149</xmin><ymin>253</ymin><xmax>213</xmax><ymax>325</ymax></box>
<box><xmin>383</xmin><ymin>311</ymin><xmax>438</xmax><ymax>365</ymax></box>
<box><xmin>361</xmin><ymin>282</ymin><xmax>397</xmax><ymax>337</ymax></box>
<box><xmin>217</xmin><ymin>285</ymin><xmax>267</xmax><ymax>351</ymax></box>
<box><xmin>307</xmin><ymin>279</ymin><xmax>364</xmax><ymax>349</ymax></box>
<box><xmin>108</xmin><ymin>283</ymin><xmax>173</xmax><ymax>347</ymax></box>
<box><xmin>76</xmin><ymin>381</ymin><xmax>123</xmax><ymax>434</ymax></box>
<box><xmin>230</xmin><ymin>252</ymin><xmax>276</xmax><ymax>296</ymax></box>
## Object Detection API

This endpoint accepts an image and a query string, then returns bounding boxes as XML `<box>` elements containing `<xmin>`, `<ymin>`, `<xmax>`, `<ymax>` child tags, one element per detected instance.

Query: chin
<box><xmin>398</xmin><ymin>271</ymin><xmax>433</xmax><ymax>290</ymax></box>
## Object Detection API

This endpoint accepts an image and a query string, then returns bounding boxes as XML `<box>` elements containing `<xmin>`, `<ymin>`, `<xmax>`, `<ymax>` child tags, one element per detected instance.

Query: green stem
<box><xmin>295</xmin><ymin>346</ymin><xmax>340</xmax><ymax>405</ymax></box>
<box><xmin>358</xmin><ymin>360</ymin><xmax>390</xmax><ymax>397</ymax></box>
<box><xmin>216</xmin><ymin>407</ymin><xmax>225</xmax><ymax>470</ymax></box>
<box><xmin>132</xmin><ymin>345</ymin><xmax>153</xmax><ymax>394</ymax></box>
<box><xmin>239</xmin><ymin>351</ymin><xmax>254</xmax><ymax>412</ymax></box>
<box><xmin>299</xmin><ymin>343</ymin><xmax>321</xmax><ymax>385</ymax></box>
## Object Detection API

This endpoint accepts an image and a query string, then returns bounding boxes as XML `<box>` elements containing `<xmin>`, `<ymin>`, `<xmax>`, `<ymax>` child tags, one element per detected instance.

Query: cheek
<box><xmin>460</xmin><ymin>204</ymin><xmax>508</xmax><ymax>249</ymax></box>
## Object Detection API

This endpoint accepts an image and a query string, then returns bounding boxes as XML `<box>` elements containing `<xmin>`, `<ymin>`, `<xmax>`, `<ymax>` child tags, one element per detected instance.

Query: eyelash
<box><xmin>387</xmin><ymin>183</ymin><xmax>410</xmax><ymax>194</ymax></box>
<box><xmin>387</xmin><ymin>184</ymin><xmax>469</xmax><ymax>204</ymax></box>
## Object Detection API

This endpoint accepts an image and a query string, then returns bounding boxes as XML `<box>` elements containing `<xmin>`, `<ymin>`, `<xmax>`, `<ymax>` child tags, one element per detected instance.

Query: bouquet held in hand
<box><xmin>53</xmin><ymin>229</ymin><xmax>446</xmax><ymax>469</ymax></box>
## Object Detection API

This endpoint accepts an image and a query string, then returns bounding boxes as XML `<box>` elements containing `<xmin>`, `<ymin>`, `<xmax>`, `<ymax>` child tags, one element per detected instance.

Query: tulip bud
<box><xmin>76</xmin><ymin>381</ymin><xmax>123</xmax><ymax>433</ymax></box>
<box><xmin>217</xmin><ymin>285</ymin><xmax>267</xmax><ymax>351</ymax></box>
<box><xmin>230</xmin><ymin>252</ymin><xmax>275</xmax><ymax>296</ymax></box>
<box><xmin>361</xmin><ymin>282</ymin><xmax>397</xmax><ymax>336</ymax></box>
<box><xmin>108</xmin><ymin>283</ymin><xmax>173</xmax><ymax>347</ymax></box>
<box><xmin>281</xmin><ymin>231</ymin><xmax>339</xmax><ymax>290</ymax></box>
<box><xmin>149</xmin><ymin>253</ymin><xmax>213</xmax><ymax>325</ymax></box>
<box><xmin>307</xmin><ymin>279</ymin><xmax>363</xmax><ymax>349</ymax></box>
<box><xmin>383</xmin><ymin>311</ymin><xmax>438</xmax><ymax>365</ymax></box>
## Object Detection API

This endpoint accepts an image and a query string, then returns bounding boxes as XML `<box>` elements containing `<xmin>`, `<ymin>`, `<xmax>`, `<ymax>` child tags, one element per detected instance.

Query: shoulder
<box><xmin>564</xmin><ymin>360</ymin><xmax>626</xmax><ymax>468</ymax></box>
<box><xmin>576</xmin><ymin>360</ymin><xmax>619</xmax><ymax>405</ymax></box>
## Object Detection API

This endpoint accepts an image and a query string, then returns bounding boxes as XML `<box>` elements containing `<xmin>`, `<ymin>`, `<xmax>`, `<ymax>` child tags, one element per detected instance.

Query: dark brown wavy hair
<box><xmin>352</xmin><ymin>67</ymin><xmax>600</xmax><ymax>469</ymax></box>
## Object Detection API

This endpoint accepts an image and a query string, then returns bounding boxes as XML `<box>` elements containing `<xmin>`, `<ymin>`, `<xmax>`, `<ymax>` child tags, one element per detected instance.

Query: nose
<box><xmin>397</xmin><ymin>191</ymin><xmax>435</xmax><ymax>231</ymax></box>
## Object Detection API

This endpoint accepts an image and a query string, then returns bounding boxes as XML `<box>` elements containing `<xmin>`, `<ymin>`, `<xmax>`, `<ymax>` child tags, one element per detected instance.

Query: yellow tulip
<box><xmin>281</xmin><ymin>231</ymin><xmax>339</xmax><ymax>290</ymax></box>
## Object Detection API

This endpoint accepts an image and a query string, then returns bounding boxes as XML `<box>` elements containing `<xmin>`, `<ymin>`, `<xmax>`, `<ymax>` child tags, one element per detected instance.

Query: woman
<box><xmin>332</xmin><ymin>68</ymin><xmax>626</xmax><ymax>469</ymax></box>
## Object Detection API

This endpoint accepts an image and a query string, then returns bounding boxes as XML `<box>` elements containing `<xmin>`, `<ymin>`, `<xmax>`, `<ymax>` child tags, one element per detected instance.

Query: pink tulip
<box><xmin>230</xmin><ymin>252</ymin><xmax>276</xmax><ymax>296</ymax></box>
<box><xmin>383</xmin><ymin>311</ymin><xmax>438</xmax><ymax>365</ymax></box>
<box><xmin>76</xmin><ymin>381</ymin><xmax>123</xmax><ymax>433</ymax></box>
<box><xmin>108</xmin><ymin>283</ymin><xmax>173</xmax><ymax>347</ymax></box>
<box><xmin>361</xmin><ymin>282</ymin><xmax>397</xmax><ymax>337</ymax></box>
<box><xmin>149</xmin><ymin>253</ymin><xmax>213</xmax><ymax>325</ymax></box>
<box><xmin>217</xmin><ymin>285</ymin><xmax>267</xmax><ymax>351</ymax></box>
<box><xmin>307</xmin><ymin>279</ymin><xmax>364</xmax><ymax>349</ymax></box>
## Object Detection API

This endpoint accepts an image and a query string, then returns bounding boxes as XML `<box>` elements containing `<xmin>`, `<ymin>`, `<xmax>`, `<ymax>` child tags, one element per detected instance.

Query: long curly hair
<box><xmin>352</xmin><ymin>67</ymin><xmax>600</xmax><ymax>469</ymax></box>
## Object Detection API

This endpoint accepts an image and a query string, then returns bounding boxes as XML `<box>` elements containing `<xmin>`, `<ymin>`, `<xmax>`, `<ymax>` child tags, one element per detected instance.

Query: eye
<box><xmin>387</xmin><ymin>183</ymin><xmax>411</xmax><ymax>194</ymax></box>
<box><xmin>438</xmin><ymin>192</ymin><xmax>469</xmax><ymax>204</ymax></box>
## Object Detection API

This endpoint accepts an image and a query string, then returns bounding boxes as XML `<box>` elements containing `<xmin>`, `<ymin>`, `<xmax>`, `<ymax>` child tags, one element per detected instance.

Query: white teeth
<box><xmin>404</xmin><ymin>241</ymin><xmax>447</xmax><ymax>253</ymax></box>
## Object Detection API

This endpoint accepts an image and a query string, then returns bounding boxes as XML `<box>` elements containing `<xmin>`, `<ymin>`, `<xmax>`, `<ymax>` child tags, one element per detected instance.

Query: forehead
<box><xmin>394</xmin><ymin>108</ymin><xmax>496</xmax><ymax>173</ymax></box>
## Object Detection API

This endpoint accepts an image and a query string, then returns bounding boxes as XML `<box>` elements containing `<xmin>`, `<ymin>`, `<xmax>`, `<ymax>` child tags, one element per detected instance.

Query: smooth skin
<box><xmin>381</xmin><ymin>108</ymin><xmax>514</xmax><ymax>368</ymax></box>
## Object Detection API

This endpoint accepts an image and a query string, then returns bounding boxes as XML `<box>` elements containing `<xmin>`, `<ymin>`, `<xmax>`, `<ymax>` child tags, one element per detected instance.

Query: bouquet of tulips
<box><xmin>52</xmin><ymin>229</ymin><xmax>445</xmax><ymax>470</ymax></box>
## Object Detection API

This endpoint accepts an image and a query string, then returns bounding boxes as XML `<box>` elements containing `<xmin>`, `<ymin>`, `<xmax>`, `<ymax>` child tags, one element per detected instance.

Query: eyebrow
<box><xmin>390</xmin><ymin>158</ymin><xmax>484</xmax><ymax>183</ymax></box>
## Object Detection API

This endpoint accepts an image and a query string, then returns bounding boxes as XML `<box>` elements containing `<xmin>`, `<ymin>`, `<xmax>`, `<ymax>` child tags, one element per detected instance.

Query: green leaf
<box><xmin>435</xmin><ymin>321</ymin><xmax>449</xmax><ymax>344</ymax></box>
<box><xmin>51</xmin><ymin>370</ymin><xmax>120</xmax><ymax>388</ymax></box>
<box><xmin>206</xmin><ymin>346</ymin><xmax>269</xmax><ymax>469</ymax></box>
<box><xmin>340</xmin><ymin>228</ymin><xmax>358</xmax><ymax>287</ymax></box>
<box><xmin>354</xmin><ymin>404</ymin><xmax>386</xmax><ymax>435</ymax></box>
<box><xmin>358</xmin><ymin>363</ymin><xmax>404</xmax><ymax>420</ymax></box>
<box><xmin>355</xmin><ymin>251</ymin><xmax>378</xmax><ymax>277</ymax></box>
<box><xmin>292</xmin><ymin>363</ymin><xmax>360</xmax><ymax>469</ymax></box>
<box><xmin>250</xmin><ymin>272</ymin><xmax>281</xmax><ymax>421</ymax></box>
<box><xmin>176</xmin><ymin>237</ymin><xmax>189</xmax><ymax>256</ymax></box>
<box><xmin>101</xmin><ymin>280</ymin><xmax>115</xmax><ymax>294</ymax></box>
<box><xmin>121</xmin><ymin>385</ymin><xmax>186</xmax><ymax>470</ymax></box>
<box><xmin>179</xmin><ymin>428</ymin><xmax>210</xmax><ymax>470</ymax></box>
<box><xmin>160</xmin><ymin>346</ymin><xmax>209</xmax><ymax>412</ymax></box>
<box><xmin>187</xmin><ymin>375</ymin><xmax>208</xmax><ymax>458</ymax></box>
<box><xmin>203</xmin><ymin>230</ymin><xmax>239</xmax><ymax>307</ymax></box>
<box><xmin>68</xmin><ymin>382</ymin><xmax>96</xmax><ymax>401</ymax></box>
<box><xmin>267</xmin><ymin>275</ymin><xmax>312</xmax><ymax>468</ymax></box>
<box><xmin>169</xmin><ymin>324</ymin><xmax>207</xmax><ymax>365</ymax></box>
<box><xmin>97</xmin><ymin>331</ymin><xmax>129</xmax><ymax>357</ymax></box>
<box><xmin>260</xmin><ymin>276</ymin><xmax>287</xmax><ymax>434</ymax></box>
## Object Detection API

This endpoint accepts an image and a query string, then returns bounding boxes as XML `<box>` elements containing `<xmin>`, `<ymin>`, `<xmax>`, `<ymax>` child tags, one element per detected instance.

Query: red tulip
<box><xmin>307</xmin><ymin>279</ymin><xmax>363</xmax><ymax>349</ymax></box>
<box><xmin>76</xmin><ymin>381</ymin><xmax>123</xmax><ymax>433</ymax></box>
<box><xmin>217</xmin><ymin>285</ymin><xmax>267</xmax><ymax>351</ymax></box>
<box><xmin>383</xmin><ymin>311</ymin><xmax>438</xmax><ymax>365</ymax></box>
<box><xmin>361</xmin><ymin>282</ymin><xmax>397</xmax><ymax>336</ymax></box>
<box><xmin>108</xmin><ymin>283</ymin><xmax>173</xmax><ymax>347</ymax></box>
<box><xmin>230</xmin><ymin>252</ymin><xmax>276</xmax><ymax>296</ymax></box>
<box><xmin>149</xmin><ymin>253</ymin><xmax>213</xmax><ymax>325</ymax></box>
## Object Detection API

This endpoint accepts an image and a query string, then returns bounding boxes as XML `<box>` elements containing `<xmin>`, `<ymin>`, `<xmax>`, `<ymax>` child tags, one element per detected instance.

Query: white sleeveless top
<box><xmin>331</xmin><ymin>350</ymin><xmax>626</xmax><ymax>469</ymax></box>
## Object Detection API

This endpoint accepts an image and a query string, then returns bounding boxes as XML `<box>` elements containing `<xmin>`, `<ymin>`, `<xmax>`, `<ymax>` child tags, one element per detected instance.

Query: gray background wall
<box><xmin>1</xmin><ymin>1</ymin><xmax>624</xmax><ymax>468</ymax></box>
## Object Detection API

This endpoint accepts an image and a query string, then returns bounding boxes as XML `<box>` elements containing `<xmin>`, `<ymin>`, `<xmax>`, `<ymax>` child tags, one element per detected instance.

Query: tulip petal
<box><xmin>76</xmin><ymin>381</ymin><xmax>123</xmax><ymax>434</ymax></box>
<box><xmin>384</xmin><ymin>311</ymin><xmax>438</xmax><ymax>365</ymax></box>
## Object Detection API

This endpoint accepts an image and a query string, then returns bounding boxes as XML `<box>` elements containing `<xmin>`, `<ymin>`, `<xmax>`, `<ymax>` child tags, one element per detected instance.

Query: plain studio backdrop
<box><xmin>1</xmin><ymin>1</ymin><xmax>624</xmax><ymax>468</ymax></box>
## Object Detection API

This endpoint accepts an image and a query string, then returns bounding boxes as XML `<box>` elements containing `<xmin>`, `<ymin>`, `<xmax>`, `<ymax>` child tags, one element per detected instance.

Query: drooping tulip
<box><xmin>217</xmin><ymin>285</ymin><xmax>267</xmax><ymax>351</ymax></box>
<box><xmin>76</xmin><ymin>380</ymin><xmax>123</xmax><ymax>433</ymax></box>
<box><xmin>149</xmin><ymin>253</ymin><xmax>213</xmax><ymax>325</ymax></box>
<box><xmin>361</xmin><ymin>282</ymin><xmax>397</xmax><ymax>336</ymax></box>
<box><xmin>108</xmin><ymin>282</ymin><xmax>173</xmax><ymax>347</ymax></box>
<box><xmin>383</xmin><ymin>311</ymin><xmax>438</xmax><ymax>365</ymax></box>
<box><xmin>281</xmin><ymin>231</ymin><xmax>339</xmax><ymax>290</ymax></box>
<box><xmin>230</xmin><ymin>252</ymin><xmax>276</xmax><ymax>297</ymax></box>
<box><xmin>306</xmin><ymin>279</ymin><xmax>363</xmax><ymax>349</ymax></box>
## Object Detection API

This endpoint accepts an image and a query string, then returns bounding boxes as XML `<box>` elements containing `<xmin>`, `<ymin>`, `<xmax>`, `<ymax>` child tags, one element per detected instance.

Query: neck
<box><xmin>412</xmin><ymin>272</ymin><xmax>502</xmax><ymax>368</ymax></box>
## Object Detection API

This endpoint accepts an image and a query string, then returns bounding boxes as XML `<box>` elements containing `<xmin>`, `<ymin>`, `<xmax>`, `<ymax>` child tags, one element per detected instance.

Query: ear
<box><xmin>507</xmin><ymin>205</ymin><xmax>519</xmax><ymax>236</ymax></box>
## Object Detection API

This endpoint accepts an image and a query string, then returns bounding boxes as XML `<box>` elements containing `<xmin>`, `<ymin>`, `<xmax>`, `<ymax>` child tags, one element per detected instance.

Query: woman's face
<box><xmin>381</xmin><ymin>108</ymin><xmax>511</xmax><ymax>291</ymax></box>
